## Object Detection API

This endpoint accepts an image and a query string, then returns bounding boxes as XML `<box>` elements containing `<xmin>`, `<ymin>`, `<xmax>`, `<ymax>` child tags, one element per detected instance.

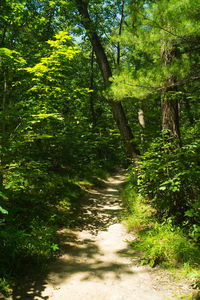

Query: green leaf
<box><xmin>0</xmin><ymin>191</ymin><xmax>8</xmax><ymax>200</ymax></box>
<box><xmin>51</xmin><ymin>243</ymin><xmax>59</xmax><ymax>251</ymax></box>
<box><xmin>0</xmin><ymin>206</ymin><xmax>8</xmax><ymax>214</ymax></box>
<box><xmin>159</xmin><ymin>186</ymin><xmax>166</xmax><ymax>191</ymax></box>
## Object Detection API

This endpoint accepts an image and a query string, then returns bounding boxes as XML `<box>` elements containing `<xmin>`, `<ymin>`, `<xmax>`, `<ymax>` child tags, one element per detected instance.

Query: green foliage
<box><xmin>0</xmin><ymin>218</ymin><xmax>59</xmax><ymax>296</ymax></box>
<box><xmin>0</xmin><ymin>277</ymin><xmax>11</xmax><ymax>295</ymax></box>
<box><xmin>0</xmin><ymin>206</ymin><xmax>8</xmax><ymax>215</ymax></box>
<box><xmin>136</xmin><ymin>134</ymin><xmax>200</xmax><ymax>223</ymax></box>
<box><xmin>0</xmin><ymin>48</ymin><xmax>26</xmax><ymax>66</ymax></box>
<box><xmin>0</xmin><ymin>191</ymin><xmax>8</xmax><ymax>215</ymax></box>
<box><xmin>130</xmin><ymin>220</ymin><xmax>200</xmax><ymax>268</ymax></box>
<box><xmin>1</xmin><ymin>0</ymin><xmax>200</xmax><ymax>296</ymax></box>
<box><xmin>122</xmin><ymin>168</ymin><xmax>200</xmax><ymax>276</ymax></box>
<box><xmin>0</xmin><ymin>42</ymin><xmax>122</xmax><ymax>293</ymax></box>
<box><xmin>121</xmin><ymin>185</ymin><xmax>200</xmax><ymax>281</ymax></box>
<box><xmin>184</xmin><ymin>202</ymin><xmax>200</xmax><ymax>242</ymax></box>
<box><xmin>0</xmin><ymin>1</ymin><xmax>126</xmax><ymax>295</ymax></box>
<box><xmin>121</xmin><ymin>178</ymin><xmax>156</xmax><ymax>232</ymax></box>
<box><xmin>0</xmin><ymin>160</ymin><xmax>87</xmax><ymax>293</ymax></box>
<box><xmin>116</xmin><ymin>0</ymin><xmax>200</xmax><ymax>99</ymax></box>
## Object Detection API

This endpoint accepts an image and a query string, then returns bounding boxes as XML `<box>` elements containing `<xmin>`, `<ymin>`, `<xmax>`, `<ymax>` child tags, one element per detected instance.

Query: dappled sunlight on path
<box><xmin>11</xmin><ymin>172</ymin><xmax>193</xmax><ymax>300</ymax></box>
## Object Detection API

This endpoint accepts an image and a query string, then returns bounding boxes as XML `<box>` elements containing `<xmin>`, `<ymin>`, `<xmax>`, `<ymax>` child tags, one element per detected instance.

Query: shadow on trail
<box><xmin>73</xmin><ymin>173</ymin><xmax>125</xmax><ymax>235</ymax></box>
<box><xmin>45</xmin><ymin>235</ymin><xmax>134</xmax><ymax>287</ymax></box>
<box><xmin>11</xmin><ymin>278</ymin><xmax>48</xmax><ymax>300</ymax></box>
<box><xmin>10</xmin><ymin>172</ymin><xmax>135</xmax><ymax>300</ymax></box>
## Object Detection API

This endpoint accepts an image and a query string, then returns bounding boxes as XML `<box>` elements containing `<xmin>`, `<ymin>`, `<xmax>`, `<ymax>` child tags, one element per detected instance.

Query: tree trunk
<box><xmin>138</xmin><ymin>106</ymin><xmax>145</xmax><ymax>143</ymax></box>
<box><xmin>75</xmin><ymin>0</ymin><xmax>140</xmax><ymax>160</ymax></box>
<box><xmin>89</xmin><ymin>48</ymin><xmax>96</xmax><ymax>128</ymax></box>
<box><xmin>0</xmin><ymin>71</ymin><xmax>7</xmax><ymax>187</ymax></box>
<box><xmin>161</xmin><ymin>40</ymin><xmax>181</xmax><ymax>143</ymax></box>
<box><xmin>138</xmin><ymin>108</ymin><xmax>145</xmax><ymax>129</ymax></box>
<box><xmin>117</xmin><ymin>0</ymin><xmax>125</xmax><ymax>66</ymax></box>
<box><xmin>161</xmin><ymin>84</ymin><xmax>180</xmax><ymax>140</ymax></box>
<box><xmin>161</xmin><ymin>39</ymin><xmax>182</xmax><ymax>213</ymax></box>
<box><xmin>110</xmin><ymin>100</ymin><xmax>139</xmax><ymax>159</ymax></box>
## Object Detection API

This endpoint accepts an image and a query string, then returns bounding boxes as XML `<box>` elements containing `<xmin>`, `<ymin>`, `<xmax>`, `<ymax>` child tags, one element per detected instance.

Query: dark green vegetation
<box><xmin>0</xmin><ymin>0</ymin><xmax>200</xmax><ymax>296</ymax></box>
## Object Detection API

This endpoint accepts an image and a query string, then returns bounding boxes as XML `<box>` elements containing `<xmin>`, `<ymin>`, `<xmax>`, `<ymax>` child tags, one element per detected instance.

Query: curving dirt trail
<box><xmin>16</xmin><ymin>172</ymin><xmax>193</xmax><ymax>300</ymax></box>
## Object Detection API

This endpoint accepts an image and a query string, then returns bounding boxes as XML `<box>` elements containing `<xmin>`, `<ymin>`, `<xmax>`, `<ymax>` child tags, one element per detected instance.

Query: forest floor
<box><xmin>9</xmin><ymin>172</ymin><xmax>194</xmax><ymax>300</ymax></box>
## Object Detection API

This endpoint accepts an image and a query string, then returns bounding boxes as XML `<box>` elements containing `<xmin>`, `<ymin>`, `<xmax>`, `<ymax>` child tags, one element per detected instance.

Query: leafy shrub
<box><xmin>184</xmin><ymin>202</ymin><xmax>200</xmax><ymax>242</ymax></box>
<box><xmin>0</xmin><ymin>219</ymin><xmax>58</xmax><ymax>272</ymax></box>
<box><xmin>0</xmin><ymin>212</ymin><xmax>60</xmax><ymax>294</ymax></box>
<box><xmin>121</xmin><ymin>174</ymin><xmax>200</xmax><ymax>271</ymax></box>
<box><xmin>137</xmin><ymin>135</ymin><xmax>200</xmax><ymax>223</ymax></box>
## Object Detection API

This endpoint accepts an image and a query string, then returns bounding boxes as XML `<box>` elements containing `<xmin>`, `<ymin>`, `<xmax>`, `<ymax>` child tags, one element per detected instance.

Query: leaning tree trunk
<box><xmin>75</xmin><ymin>0</ymin><xmax>140</xmax><ymax>161</ymax></box>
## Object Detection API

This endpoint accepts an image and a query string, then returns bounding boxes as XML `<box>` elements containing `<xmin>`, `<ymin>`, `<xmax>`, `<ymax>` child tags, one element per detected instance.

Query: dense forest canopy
<box><xmin>0</xmin><ymin>0</ymin><xmax>200</xmax><ymax>294</ymax></box>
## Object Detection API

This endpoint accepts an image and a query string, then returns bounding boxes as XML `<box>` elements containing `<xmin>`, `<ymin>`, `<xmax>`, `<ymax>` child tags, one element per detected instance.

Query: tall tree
<box><xmin>74</xmin><ymin>0</ymin><xmax>140</xmax><ymax>160</ymax></box>
<box><xmin>160</xmin><ymin>37</ymin><xmax>180</xmax><ymax>142</ymax></box>
<box><xmin>110</xmin><ymin>0</ymin><xmax>199</xmax><ymax>143</ymax></box>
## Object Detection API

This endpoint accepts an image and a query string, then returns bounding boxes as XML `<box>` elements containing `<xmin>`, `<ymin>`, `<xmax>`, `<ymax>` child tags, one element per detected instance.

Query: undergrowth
<box><xmin>121</xmin><ymin>176</ymin><xmax>200</xmax><ymax>291</ymax></box>
<box><xmin>0</xmin><ymin>165</ymin><xmax>112</xmax><ymax>297</ymax></box>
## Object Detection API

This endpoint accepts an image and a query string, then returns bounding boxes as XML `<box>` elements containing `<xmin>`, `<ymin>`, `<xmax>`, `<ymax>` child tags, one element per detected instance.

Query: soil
<box><xmin>9</xmin><ymin>172</ymin><xmax>195</xmax><ymax>300</ymax></box>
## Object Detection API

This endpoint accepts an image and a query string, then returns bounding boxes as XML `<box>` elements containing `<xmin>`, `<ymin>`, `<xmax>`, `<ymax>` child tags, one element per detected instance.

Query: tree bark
<box><xmin>138</xmin><ymin>108</ymin><xmax>145</xmax><ymax>129</ymax></box>
<box><xmin>138</xmin><ymin>106</ymin><xmax>145</xmax><ymax>143</ymax></box>
<box><xmin>161</xmin><ymin>41</ymin><xmax>181</xmax><ymax>143</ymax></box>
<box><xmin>117</xmin><ymin>0</ymin><xmax>125</xmax><ymax>66</ymax></box>
<box><xmin>0</xmin><ymin>71</ymin><xmax>7</xmax><ymax>187</ymax></box>
<box><xmin>89</xmin><ymin>48</ymin><xmax>96</xmax><ymax>128</ymax></box>
<box><xmin>75</xmin><ymin>0</ymin><xmax>140</xmax><ymax>160</ymax></box>
<box><xmin>161</xmin><ymin>90</ymin><xmax>180</xmax><ymax>140</ymax></box>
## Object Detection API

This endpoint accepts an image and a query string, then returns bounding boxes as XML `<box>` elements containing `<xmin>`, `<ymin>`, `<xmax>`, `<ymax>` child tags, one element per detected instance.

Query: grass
<box><xmin>121</xmin><ymin>181</ymin><xmax>156</xmax><ymax>231</ymax></box>
<box><xmin>131</xmin><ymin>222</ymin><xmax>200</xmax><ymax>268</ymax></box>
<box><xmin>121</xmin><ymin>180</ymin><xmax>200</xmax><ymax>292</ymax></box>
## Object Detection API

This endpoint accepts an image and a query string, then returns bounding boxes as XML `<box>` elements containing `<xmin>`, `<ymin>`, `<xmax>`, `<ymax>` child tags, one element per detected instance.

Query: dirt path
<box><xmin>14</xmin><ymin>172</ymin><xmax>193</xmax><ymax>300</ymax></box>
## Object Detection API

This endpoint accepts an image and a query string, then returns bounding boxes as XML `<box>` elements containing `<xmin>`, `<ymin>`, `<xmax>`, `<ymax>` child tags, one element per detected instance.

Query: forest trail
<box><xmin>13</xmin><ymin>172</ymin><xmax>192</xmax><ymax>300</ymax></box>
